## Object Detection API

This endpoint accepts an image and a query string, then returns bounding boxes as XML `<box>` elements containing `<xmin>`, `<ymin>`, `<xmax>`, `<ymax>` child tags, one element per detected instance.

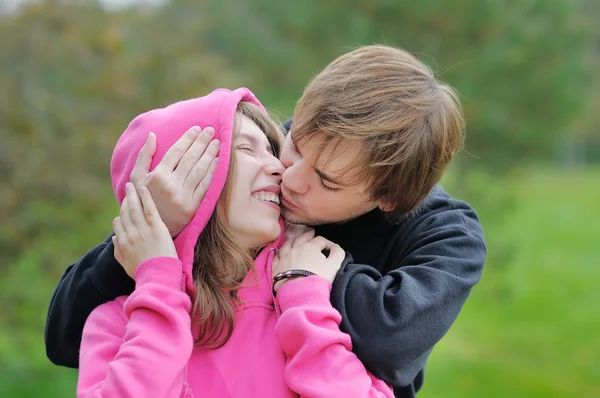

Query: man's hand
<box><xmin>130</xmin><ymin>126</ymin><xmax>219</xmax><ymax>238</ymax></box>
<box><xmin>272</xmin><ymin>224</ymin><xmax>345</xmax><ymax>292</ymax></box>
<box><xmin>113</xmin><ymin>183</ymin><xmax>178</xmax><ymax>279</ymax></box>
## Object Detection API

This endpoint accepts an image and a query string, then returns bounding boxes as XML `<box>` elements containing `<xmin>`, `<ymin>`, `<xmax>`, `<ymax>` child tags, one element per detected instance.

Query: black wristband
<box><xmin>272</xmin><ymin>269</ymin><xmax>316</xmax><ymax>298</ymax></box>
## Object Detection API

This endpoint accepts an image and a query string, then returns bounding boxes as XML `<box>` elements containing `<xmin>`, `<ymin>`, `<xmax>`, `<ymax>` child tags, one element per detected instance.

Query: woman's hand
<box><xmin>113</xmin><ymin>182</ymin><xmax>178</xmax><ymax>279</ymax></box>
<box><xmin>130</xmin><ymin>126</ymin><xmax>219</xmax><ymax>238</ymax></box>
<box><xmin>272</xmin><ymin>224</ymin><xmax>345</xmax><ymax>292</ymax></box>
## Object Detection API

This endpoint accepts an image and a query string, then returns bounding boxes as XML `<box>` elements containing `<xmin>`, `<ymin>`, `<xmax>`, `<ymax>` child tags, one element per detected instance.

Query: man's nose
<box><xmin>282</xmin><ymin>163</ymin><xmax>309</xmax><ymax>194</ymax></box>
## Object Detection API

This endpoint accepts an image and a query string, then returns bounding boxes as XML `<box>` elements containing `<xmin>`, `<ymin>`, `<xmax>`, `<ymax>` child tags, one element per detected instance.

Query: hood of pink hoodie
<box><xmin>110</xmin><ymin>88</ymin><xmax>283</xmax><ymax>297</ymax></box>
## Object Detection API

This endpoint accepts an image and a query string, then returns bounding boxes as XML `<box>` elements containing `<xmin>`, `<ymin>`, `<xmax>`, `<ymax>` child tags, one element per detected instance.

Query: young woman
<box><xmin>76</xmin><ymin>88</ymin><xmax>393</xmax><ymax>398</ymax></box>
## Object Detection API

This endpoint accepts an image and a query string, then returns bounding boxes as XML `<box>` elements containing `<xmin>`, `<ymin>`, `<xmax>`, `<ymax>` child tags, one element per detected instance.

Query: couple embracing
<box><xmin>45</xmin><ymin>45</ymin><xmax>486</xmax><ymax>397</ymax></box>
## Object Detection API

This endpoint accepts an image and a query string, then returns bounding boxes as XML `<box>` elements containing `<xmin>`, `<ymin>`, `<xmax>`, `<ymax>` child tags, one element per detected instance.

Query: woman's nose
<box><xmin>264</xmin><ymin>157</ymin><xmax>285</xmax><ymax>179</ymax></box>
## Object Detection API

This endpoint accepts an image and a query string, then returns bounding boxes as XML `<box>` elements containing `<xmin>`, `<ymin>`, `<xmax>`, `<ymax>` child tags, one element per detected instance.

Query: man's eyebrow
<box><xmin>315</xmin><ymin>168</ymin><xmax>348</xmax><ymax>186</ymax></box>
<box><xmin>292</xmin><ymin>133</ymin><xmax>348</xmax><ymax>187</ymax></box>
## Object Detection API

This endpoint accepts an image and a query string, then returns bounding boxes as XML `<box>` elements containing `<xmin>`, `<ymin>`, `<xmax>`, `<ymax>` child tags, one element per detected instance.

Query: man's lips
<box><xmin>281</xmin><ymin>191</ymin><xmax>299</xmax><ymax>210</ymax></box>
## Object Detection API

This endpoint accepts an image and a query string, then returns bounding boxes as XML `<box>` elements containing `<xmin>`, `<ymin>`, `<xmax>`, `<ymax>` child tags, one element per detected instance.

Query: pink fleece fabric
<box><xmin>77</xmin><ymin>88</ymin><xmax>394</xmax><ymax>397</ymax></box>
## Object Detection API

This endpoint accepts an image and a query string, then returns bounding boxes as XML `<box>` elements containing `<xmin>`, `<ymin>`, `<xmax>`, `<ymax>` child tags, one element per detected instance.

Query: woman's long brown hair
<box><xmin>191</xmin><ymin>101</ymin><xmax>283</xmax><ymax>348</ymax></box>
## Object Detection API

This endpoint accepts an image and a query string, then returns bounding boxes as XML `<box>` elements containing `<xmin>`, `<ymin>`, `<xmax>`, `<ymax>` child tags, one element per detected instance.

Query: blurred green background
<box><xmin>1</xmin><ymin>0</ymin><xmax>599</xmax><ymax>397</ymax></box>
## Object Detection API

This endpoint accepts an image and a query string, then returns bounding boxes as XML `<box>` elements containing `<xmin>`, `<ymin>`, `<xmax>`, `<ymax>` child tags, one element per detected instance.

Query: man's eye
<box><xmin>238</xmin><ymin>146</ymin><xmax>254</xmax><ymax>153</ymax></box>
<box><xmin>320</xmin><ymin>179</ymin><xmax>339</xmax><ymax>192</ymax></box>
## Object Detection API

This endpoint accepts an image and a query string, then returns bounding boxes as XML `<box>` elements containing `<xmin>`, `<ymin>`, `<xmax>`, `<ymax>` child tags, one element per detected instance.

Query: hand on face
<box><xmin>129</xmin><ymin>126</ymin><xmax>220</xmax><ymax>238</ymax></box>
<box><xmin>272</xmin><ymin>223</ymin><xmax>345</xmax><ymax>293</ymax></box>
<box><xmin>112</xmin><ymin>183</ymin><xmax>178</xmax><ymax>279</ymax></box>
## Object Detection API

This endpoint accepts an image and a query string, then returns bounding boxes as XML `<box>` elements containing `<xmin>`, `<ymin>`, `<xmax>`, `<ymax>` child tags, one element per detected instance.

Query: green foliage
<box><xmin>0</xmin><ymin>0</ymin><xmax>241</xmax><ymax>269</ymax></box>
<box><xmin>190</xmin><ymin>0</ymin><xmax>594</xmax><ymax>168</ymax></box>
<box><xmin>1</xmin><ymin>0</ymin><xmax>241</xmax><ymax>385</ymax></box>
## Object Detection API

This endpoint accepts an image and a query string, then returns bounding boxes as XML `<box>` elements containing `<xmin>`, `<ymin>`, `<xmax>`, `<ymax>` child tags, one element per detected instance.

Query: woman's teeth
<box><xmin>253</xmin><ymin>191</ymin><xmax>280</xmax><ymax>205</ymax></box>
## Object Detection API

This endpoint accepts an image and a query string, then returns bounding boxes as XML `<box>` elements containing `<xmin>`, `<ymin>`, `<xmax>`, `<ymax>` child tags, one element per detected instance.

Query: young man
<box><xmin>45</xmin><ymin>45</ymin><xmax>485</xmax><ymax>397</ymax></box>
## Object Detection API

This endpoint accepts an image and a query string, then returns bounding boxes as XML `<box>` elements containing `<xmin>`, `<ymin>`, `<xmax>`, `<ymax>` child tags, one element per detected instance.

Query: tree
<box><xmin>0</xmin><ymin>0</ymin><xmax>240</xmax><ymax>385</ymax></box>
<box><xmin>185</xmin><ymin>0</ymin><xmax>593</xmax><ymax>170</ymax></box>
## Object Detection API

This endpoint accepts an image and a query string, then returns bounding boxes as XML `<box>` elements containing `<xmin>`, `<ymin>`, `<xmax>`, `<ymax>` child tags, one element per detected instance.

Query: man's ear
<box><xmin>377</xmin><ymin>200</ymin><xmax>395</xmax><ymax>212</ymax></box>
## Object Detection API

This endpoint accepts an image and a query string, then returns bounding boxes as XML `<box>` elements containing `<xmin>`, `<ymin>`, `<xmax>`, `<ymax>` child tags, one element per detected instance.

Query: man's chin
<box><xmin>281</xmin><ymin>208</ymin><xmax>328</xmax><ymax>227</ymax></box>
<box><xmin>281</xmin><ymin>207</ymin><xmax>310</xmax><ymax>225</ymax></box>
<box><xmin>280</xmin><ymin>207</ymin><xmax>302</xmax><ymax>223</ymax></box>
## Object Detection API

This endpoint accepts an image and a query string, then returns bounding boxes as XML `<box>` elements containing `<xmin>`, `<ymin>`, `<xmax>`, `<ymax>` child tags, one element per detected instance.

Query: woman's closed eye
<box><xmin>237</xmin><ymin>145</ymin><xmax>255</xmax><ymax>153</ymax></box>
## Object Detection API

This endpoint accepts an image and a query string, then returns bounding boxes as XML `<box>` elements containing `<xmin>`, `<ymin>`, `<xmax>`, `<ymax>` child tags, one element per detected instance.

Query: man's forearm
<box><xmin>45</xmin><ymin>234</ymin><xmax>134</xmax><ymax>368</ymax></box>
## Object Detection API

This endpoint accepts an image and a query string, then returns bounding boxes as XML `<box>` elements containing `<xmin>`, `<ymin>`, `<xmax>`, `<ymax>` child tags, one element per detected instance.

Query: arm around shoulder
<box><xmin>331</xmin><ymin>193</ymin><xmax>486</xmax><ymax>387</ymax></box>
<box><xmin>45</xmin><ymin>233</ymin><xmax>134</xmax><ymax>368</ymax></box>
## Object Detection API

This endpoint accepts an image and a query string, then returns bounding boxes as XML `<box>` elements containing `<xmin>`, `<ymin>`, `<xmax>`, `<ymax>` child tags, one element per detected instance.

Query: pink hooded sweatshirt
<box><xmin>77</xmin><ymin>88</ymin><xmax>394</xmax><ymax>398</ymax></box>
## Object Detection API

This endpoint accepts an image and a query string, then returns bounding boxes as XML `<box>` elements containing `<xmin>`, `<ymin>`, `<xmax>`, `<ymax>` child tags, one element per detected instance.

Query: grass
<box><xmin>420</xmin><ymin>168</ymin><xmax>600</xmax><ymax>397</ymax></box>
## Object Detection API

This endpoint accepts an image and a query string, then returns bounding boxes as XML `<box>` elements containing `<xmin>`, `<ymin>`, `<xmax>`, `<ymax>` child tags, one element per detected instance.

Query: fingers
<box><xmin>192</xmin><ymin>157</ymin><xmax>217</xmax><ymax>205</ymax></box>
<box><xmin>306</xmin><ymin>236</ymin><xmax>345</xmax><ymax>265</ymax></box>
<box><xmin>111</xmin><ymin>235</ymin><xmax>125</xmax><ymax>265</ymax></box>
<box><xmin>130</xmin><ymin>132</ymin><xmax>157</xmax><ymax>186</ymax></box>
<box><xmin>119</xmin><ymin>196</ymin><xmax>132</xmax><ymax>232</ymax></box>
<box><xmin>186</xmin><ymin>137</ymin><xmax>219</xmax><ymax>190</ymax></box>
<box><xmin>291</xmin><ymin>227</ymin><xmax>315</xmax><ymax>248</ymax></box>
<box><xmin>326</xmin><ymin>243</ymin><xmax>346</xmax><ymax>265</ymax></box>
<box><xmin>307</xmin><ymin>236</ymin><xmax>339</xmax><ymax>253</ymax></box>
<box><xmin>285</xmin><ymin>223</ymin><xmax>310</xmax><ymax>236</ymax></box>
<box><xmin>175</xmin><ymin>127</ymin><xmax>218</xmax><ymax>183</ymax></box>
<box><xmin>281</xmin><ymin>225</ymin><xmax>312</xmax><ymax>255</ymax></box>
<box><xmin>279</xmin><ymin>231</ymin><xmax>295</xmax><ymax>257</ymax></box>
<box><xmin>159</xmin><ymin>126</ymin><xmax>201</xmax><ymax>171</ymax></box>
<box><xmin>124</xmin><ymin>182</ymin><xmax>145</xmax><ymax>227</ymax></box>
<box><xmin>113</xmin><ymin>217</ymin><xmax>126</xmax><ymax>240</ymax></box>
<box><xmin>139</xmin><ymin>186</ymin><xmax>162</xmax><ymax>226</ymax></box>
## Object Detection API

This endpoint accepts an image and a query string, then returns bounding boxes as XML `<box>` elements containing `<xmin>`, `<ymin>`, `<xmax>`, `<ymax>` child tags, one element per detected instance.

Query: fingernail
<box><xmin>204</xmin><ymin>128</ymin><xmax>215</xmax><ymax>137</ymax></box>
<box><xmin>212</xmin><ymin>139</ymin><xmax>220</xmax><ymax>148</ymax></box>
<box><xmin>191</xmin><ymin>126</ymin><xmax>201</xmax><ymax>134</ymax></box>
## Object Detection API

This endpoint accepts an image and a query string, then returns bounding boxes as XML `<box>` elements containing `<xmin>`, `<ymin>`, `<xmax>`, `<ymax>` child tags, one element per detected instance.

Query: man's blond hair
<box><xmin>292</xmin><ymin>45</ymin><xmax>464</xmax><ymax>216</ymax></box>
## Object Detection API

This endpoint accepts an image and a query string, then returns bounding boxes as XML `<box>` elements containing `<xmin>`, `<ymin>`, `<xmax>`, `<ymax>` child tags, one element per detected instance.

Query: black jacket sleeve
<box><xmin>330</xmin><ymin>196</ymin><xmax>486</xmax><ymax>389</ymax></box>
<box><xmin>44</xmin><ymin>233</ymin><xmax>134</xmax><ymax>368</ymax></box>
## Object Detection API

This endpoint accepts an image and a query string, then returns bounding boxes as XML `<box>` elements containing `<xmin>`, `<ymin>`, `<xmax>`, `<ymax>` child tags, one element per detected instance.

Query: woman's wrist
<box><xmin>272</xmin><ymin>269</ymin><xmax>316</xmax><ymax>297</ymax></box>
<box><xmin>273</xmin><ymin>275</ymin><xmax>333</xmax><ymax>314</ymax></box>
<box><xmin>272</xmin><ymin>277</ymin><xmax>301</xmax><ymax>294</ymax></box>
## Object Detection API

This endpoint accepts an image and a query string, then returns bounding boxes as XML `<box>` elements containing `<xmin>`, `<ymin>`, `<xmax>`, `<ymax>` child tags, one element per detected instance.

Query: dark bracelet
<box><xmin>272</xmin><ymin>269</ymin><xmax>316</xmax><ymax>298</ymax></box>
